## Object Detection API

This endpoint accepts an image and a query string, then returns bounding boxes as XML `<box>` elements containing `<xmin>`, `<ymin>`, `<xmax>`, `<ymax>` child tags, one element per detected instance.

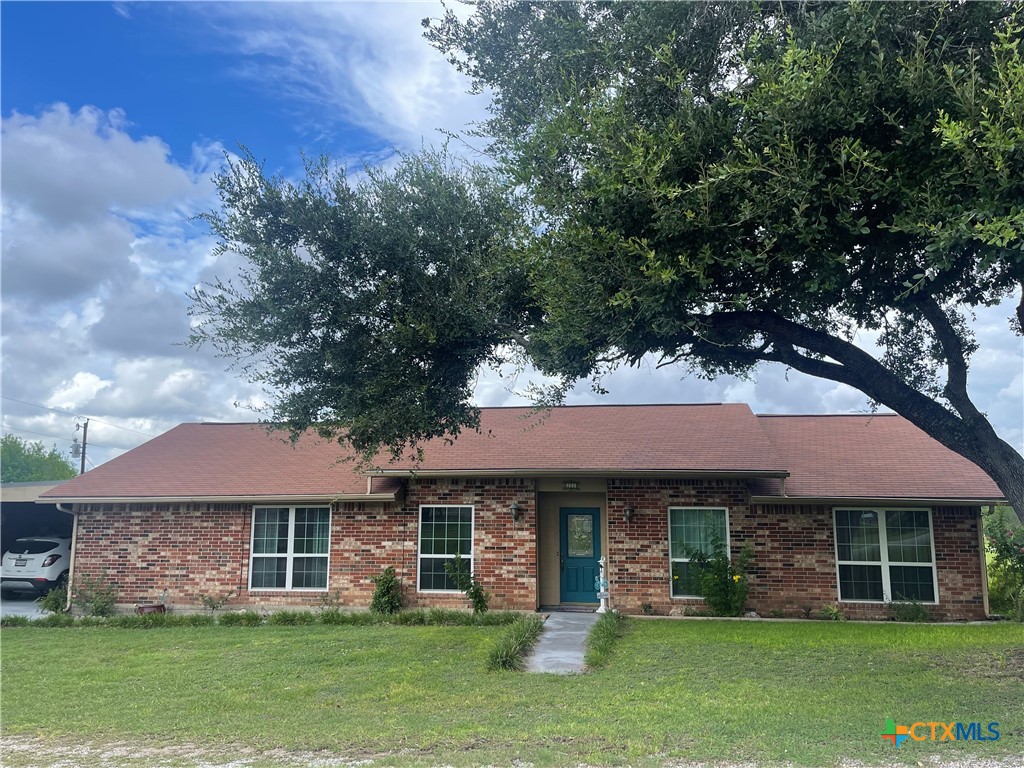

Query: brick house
<box><xmin>41</xmin><ymin>404</ymin><xmax>1004</xmax><ymax>619</ymax></box>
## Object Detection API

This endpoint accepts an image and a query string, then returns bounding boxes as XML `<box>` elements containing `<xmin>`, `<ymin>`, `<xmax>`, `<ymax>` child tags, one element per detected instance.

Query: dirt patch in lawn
<box><xmin>2</xmin><ymin>735</ymin><xmax>1023</xmax><ymax>768</ymax></box>
<box><xmin>940</xmin><ymin>648</ymin><xmax>1024</xmax><ymax>681</ymax></box>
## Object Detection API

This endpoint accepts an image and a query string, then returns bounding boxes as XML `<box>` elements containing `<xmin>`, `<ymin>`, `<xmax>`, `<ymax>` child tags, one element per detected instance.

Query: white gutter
<box><xmin>39</xmin><ymin>493</ymin><xmax>396</xmax><ymax>505</ymax></box>
<box><xmin>751</xmin><ymin>495</ymin><xmax>1005</xmax><ymax>506</ymax></box>
<box><xmin>370</xmin><ymin>468</ymin><xmax>790</xmax><ymax>480</ymax></box>
<box><xmin>55</xmin><ymin>502</ymin><xmax>76</xmax><ymax>612</ymax></box>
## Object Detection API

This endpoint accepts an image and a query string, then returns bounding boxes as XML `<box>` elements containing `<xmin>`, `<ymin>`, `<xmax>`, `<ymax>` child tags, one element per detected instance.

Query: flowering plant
<box><xmin>685</xmin><ymin>534</ymin><xmax>754</xmax><ymax>617</ymax></box>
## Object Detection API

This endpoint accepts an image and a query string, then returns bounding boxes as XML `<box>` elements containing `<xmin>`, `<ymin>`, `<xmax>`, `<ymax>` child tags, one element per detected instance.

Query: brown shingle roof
<box><xmin>40</xmin><ymin>406</ymin><xmax>1004</xmax><ymax>502</ymax></box>
<box><xmin>752</xmin><ymin>414</ymin><xmax>1003</xmax><ymax>500</ymax></box>
<box><xmin>376</xmin><ymin>404</ymin><xmax>786</xmax><ymax>475</ymax></box>
<box><xmin>41</xmin><ymin>424</ymin><xmax>398</xmax><ymax>501</ymax></box>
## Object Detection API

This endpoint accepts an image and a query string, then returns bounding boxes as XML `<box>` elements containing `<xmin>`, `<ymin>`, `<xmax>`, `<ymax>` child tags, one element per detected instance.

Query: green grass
<box><xmin>2</xmin><ymin>619</ymin><xmax>1022</xmax><ymax>767</ymax></box>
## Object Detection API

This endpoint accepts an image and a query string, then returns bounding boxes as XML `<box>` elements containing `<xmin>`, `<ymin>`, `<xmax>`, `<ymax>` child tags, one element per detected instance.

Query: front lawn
<box><xmin>2</xmin><ymin>619</ymin><xmax>1021</xmax><ymax>766</ymax></box>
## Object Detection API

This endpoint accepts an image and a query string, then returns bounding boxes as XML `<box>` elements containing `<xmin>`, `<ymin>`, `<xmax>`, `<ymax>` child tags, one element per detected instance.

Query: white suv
<box><xmin>1</xmin><ymin>537</ymin><xmax>71</xmax><ymax>597</ymax></box>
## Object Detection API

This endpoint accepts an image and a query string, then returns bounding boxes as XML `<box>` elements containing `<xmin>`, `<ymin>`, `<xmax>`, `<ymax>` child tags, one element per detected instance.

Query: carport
<box><xmin>1</xmin><ymin>481</ymin><xmax>73</xmax><ymax>554</ymax></box>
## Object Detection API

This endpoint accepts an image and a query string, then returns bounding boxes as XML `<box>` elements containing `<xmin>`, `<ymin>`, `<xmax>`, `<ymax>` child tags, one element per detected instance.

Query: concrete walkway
<box><xmin>525</xmin><ymin>611</ymin><xmax>599</xmax><ymax>674</ymax></box>
<box><xmin>0</xmin><ymin>596</ymin><xmax>45</xmax><ymax>618</ymax></box>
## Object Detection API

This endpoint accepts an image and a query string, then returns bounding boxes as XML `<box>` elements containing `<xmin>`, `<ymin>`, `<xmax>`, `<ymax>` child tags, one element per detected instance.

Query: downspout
<box><xmin>980</xmin><ymin>505</ymin><xmax>992</xmax><ymax>617</ymax></box>
<box><xmin>55</xmin><ymin>503</ymin><xmax>77</xmax><ymax>612</ymax></box>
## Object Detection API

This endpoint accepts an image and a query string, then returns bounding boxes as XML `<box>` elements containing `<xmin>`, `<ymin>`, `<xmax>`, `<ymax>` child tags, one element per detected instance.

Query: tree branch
<box><xmin>699</xmin><ymin>310</ymin><xmax>980</xmax><ymax>435</ymax></box>
<box><xmin>912</xmin><ymin>294</ymin><xmax>984</xmax><ymax>424</ymax></box>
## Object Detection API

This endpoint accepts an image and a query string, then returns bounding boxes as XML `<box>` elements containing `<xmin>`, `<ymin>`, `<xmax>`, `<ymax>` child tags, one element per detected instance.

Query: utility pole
<box><xmin>75</xmin><ymin>419</ymin><xmax>89</xmax><ymax>474</ymax></box>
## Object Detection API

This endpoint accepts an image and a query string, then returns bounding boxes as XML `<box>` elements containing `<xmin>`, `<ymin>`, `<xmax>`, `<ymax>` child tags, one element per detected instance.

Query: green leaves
<box><xmin>189</xmin><ymin>151</ymin><xmax>527</xmax><ymax>459</ymax></box>
<box><xmin>0</xmin><ymin>434</ymin><xmax>77</xmax><ymax>482</ymax></box>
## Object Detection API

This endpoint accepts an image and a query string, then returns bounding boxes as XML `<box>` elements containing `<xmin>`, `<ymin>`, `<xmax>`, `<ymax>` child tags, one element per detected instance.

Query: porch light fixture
<box><xmin>624</xmin><ymin>506</ymin><xmax>635</xmax><ymax>524</ymax></box>
<box><xmin>510</xmin><ymin>501</ymin><xmax>525</xmax><ymax>523</ymax></box>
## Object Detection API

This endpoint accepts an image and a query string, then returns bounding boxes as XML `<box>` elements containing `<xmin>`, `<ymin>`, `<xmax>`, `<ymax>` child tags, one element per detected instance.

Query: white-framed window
<box><xmin>249</xmin><ymin>506</ymin><xmax>330</xmax><ymax>591</ymax></box>
<box><xmin>833</xmin><ymin>508</ymin><xmax>937</xmax><ymax>603</ymax></box>
<box><xmin>668</xmin><ymin>507</ymin><xmax>729</xmax><ymax>598</ymax></box>
<box><xmin>418</xmin><ymin>505</ymin><xmax>474</xmax><ymax>592</ymax></box>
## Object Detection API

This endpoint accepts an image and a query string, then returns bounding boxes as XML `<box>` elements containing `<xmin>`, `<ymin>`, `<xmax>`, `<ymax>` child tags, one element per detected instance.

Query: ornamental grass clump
<box><xmin>584</xmin><ymin>610</ymin><xmax>625</xmax><ymax>670</ymax></box>
<box><xmin>218</xmin><ymin>610</ymin><xmax>264</xmax><ymax>627</ymax></box>
<box><xmin>486</xmin><ymin>614</ymin><xmax>544</xmax><ymax>671</ymax></box>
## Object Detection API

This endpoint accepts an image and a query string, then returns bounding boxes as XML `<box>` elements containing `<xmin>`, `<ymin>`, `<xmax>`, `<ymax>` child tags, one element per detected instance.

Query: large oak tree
<box><xmin>191</xmin><ymin>2</ymin><xmax>1024</xmax><ymax>519</ymax></box>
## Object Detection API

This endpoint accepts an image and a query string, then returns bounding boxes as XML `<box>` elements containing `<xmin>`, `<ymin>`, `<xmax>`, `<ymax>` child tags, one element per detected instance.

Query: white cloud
<box><xmin>47</xmin><ymin>373</ymin><xmax>113</xmax><ymax>412</ymax></box>
<box><xmin>2</xmin><ymin>105</ymin><xmax>201</xmax><ymax>222</ymax></box>
<box><xmin>0</xmin><ymin>104</ymin><xmax>259</xmax><ymax>467</ymax></box>
<box><xmin>2</xmin><ymin>104</ymin><xmax>218</xmax><ymax>304</ymax></box>
<box><xmin>190</xmin><ymin>2</ymin><xmax>488</xmax><ymax>157</ymax></box>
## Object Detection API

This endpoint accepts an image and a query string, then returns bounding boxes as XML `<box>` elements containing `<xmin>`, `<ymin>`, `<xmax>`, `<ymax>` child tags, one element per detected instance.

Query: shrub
<box><xmin>316</xmin><ymin>590</ymin><xmax>344</xmax><ymax>612</ymax></box>
<box><xmin>685</xmin><ymin>536</ymin><xmax>753</xmax><ymax>617</ymax></box>
<box><xmin>892</xmin><ymin>598</ymin><xmax>932</xmax><ymax>623</ymax></box>
<box><xmin>38</xmin><ymin>586</ymin><xmax>69</xmax><ymax>614</ymax></box>
<box><xmin>584</xmin><ymin>611</ymin><xmax>625</xmax><ymax>669</ymax></box>
<box><xmin>986</xmin><ymin>509</ymin><xmax>1024</xmax><ymax>622</ymax></box>
<box><xmin>486</xmin><ymin>614</ymin><xmax>544</xmax><ymax>671</ymax></box>
<box><xmin>73</xmin><ymin>571</ymin><xmax>118</xmax><ymax>617</ymax></box>
<box><xmin>370</xmin><ymin>567</ymin><xmax>403</xmax><ymax>615</ymax></box>
<box><xmin>444</xmin><ymin>553</ymin><xmax>490</xmax><ymax>614</ymax></box>
<box><xmin>199</xmin><ymin>590</ymin><xmax>236</xmax><ymax>613</ymax></box>
<box><xmin>819</xmin><ymin>604</ymin><xmax>846</xmax><ymax>621</ymax></box>
<box><xmin>0</xmin><ymin>615</ymin><xmax>30</xmax><ymax>628</ymax></box>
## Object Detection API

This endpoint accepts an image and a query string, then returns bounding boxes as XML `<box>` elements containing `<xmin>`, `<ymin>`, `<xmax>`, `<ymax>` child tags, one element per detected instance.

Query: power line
<box><xmin>0</xmin><ymin>396</ymin><xmax>156</xmax><ymax>438</ymax></box>
<box><xmin>0</xmin><ymin>424</ymin><xmax>125</xmax><ymax>452</ymax></box>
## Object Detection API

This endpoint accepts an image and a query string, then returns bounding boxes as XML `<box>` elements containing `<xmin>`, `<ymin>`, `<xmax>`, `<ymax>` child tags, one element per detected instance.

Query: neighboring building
<box><xmin>40</xmin><ymin>405</ymin><xmax>1004</xmax><ymax>619</ymax></box>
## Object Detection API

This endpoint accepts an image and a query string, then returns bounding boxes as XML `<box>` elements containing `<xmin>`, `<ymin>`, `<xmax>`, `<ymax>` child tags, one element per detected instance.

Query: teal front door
<box><xmin>559</xmin><ymin>507</ymin><xmax>601</xmax><ymax>603</ymax></box>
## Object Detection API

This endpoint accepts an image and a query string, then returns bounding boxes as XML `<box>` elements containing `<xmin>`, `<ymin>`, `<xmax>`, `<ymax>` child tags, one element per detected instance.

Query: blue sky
<box><xmin>1</xmin><ymin>2</ymin><xmax>1022</xmax><ymax>470</ymax></box>
<box><xmin>3</xmin><ymin>3</ymin><xmax>401</xmax><ymax>170</ymax></box>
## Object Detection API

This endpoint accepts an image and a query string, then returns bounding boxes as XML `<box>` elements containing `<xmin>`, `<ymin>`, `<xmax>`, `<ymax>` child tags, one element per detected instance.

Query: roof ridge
<box><xmin>189</xmin><ymin>404</ymin><xmax>741</xmax><ymax>426</ymax></box>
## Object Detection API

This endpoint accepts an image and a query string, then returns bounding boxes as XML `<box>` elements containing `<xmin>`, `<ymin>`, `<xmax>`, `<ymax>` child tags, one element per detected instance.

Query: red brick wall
<box><xmin>604</xmin><ymin>482</ymin><xmax>986</xmax><ymax>620</ymax></box>
<box><xmin>72</xmin><ymin>477</ymin><xmax>538</xmax><ymax>612</ymax></box>
<box><xmin>401</xmin><ymin>478</ymin><xmax>537</xmax><ymax>610</ymax></box>
<box><xmin>930</xmin><ymin>505</ymin><xmax>987</xmax><ymax>619</ymax></box>
<box><xmin>606</xmin><ymin>479</ymin><xmax>751</xmax><ymax>614</ymax></box>
<box><xmin>73</xmin><ymin>487</ymin><xmax>985</xmax><ymax>620</ymax></box>
<box><xmin>72</xmin><ymin>502</ymin><xmax>250</xmax><ymax>608</ymax></box>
